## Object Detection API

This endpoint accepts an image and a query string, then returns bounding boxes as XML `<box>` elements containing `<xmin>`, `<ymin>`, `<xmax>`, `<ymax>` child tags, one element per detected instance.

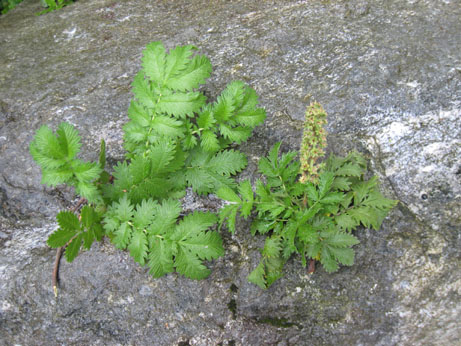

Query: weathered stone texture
<box><xmin>0</xmin><ymin>0</ymin><xmax>460</xmax><ymax>345</ymax></box>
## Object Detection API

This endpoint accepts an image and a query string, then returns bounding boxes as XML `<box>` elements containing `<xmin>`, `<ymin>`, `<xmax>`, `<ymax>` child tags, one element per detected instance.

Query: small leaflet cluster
<box><xmin>30</xmin><ymin>42</ymin><xmax>265</xmax><ymax>280</ymax></box>
<box><xmin>103</xmin><ymin>197</ymin><xmax>223</xmax><ymax>280</ymax></box>
<box><xmin>218</xmin><ymin>105</ymin><xmax>397</xmax><ymax>289</ymax></box>
<box><xmin>29</xmin><ymin>122</ymin><xmax>103</xmax><ymax>203</ymax></box>
<box><xmin>36</xmin><ymin>0</ymin><xmax>74</xmax><ymax>15</ymax></box>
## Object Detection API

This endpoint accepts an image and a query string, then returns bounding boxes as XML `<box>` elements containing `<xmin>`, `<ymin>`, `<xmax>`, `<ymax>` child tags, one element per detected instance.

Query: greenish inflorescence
<box><xmin>299</xmin><ymin>102</ymin><xmax>327</xmax><ymax>184</ymax></box>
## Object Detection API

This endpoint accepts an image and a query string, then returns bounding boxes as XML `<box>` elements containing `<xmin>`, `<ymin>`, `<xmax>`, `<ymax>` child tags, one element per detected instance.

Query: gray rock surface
<box><xmin>1</xmin><ymin>0</ymin><xmax>460</xmax><ymax>345</ymax></box>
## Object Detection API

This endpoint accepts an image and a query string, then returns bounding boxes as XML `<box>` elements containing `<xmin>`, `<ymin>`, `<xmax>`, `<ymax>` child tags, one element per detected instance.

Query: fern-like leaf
<box><xmin>165</xmin><ymin>55</ymin><xmax>212</xmax><ymax>91</ymax></box>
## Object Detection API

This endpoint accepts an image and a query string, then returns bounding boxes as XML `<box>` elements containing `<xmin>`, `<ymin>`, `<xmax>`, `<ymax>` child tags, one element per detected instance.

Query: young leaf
<box><xmin>262</xmin><ymin>236</ymin><xmax>282</xmax><ymax>258</ymax></box>
<box><xmin>200</xmin><ymin>130</ymin><xmax>220</xmax><ymax>152</ymax></box>
<box><xmin>213</xmin><ymin>81</ymin><xmax>244</xmax><ymax>122</ymax></box>
<box><xmin>171</xmin><ymin>212</ymin><xmax>223</xmax><ymax>279</ymax></box>
<box><xmin>128</xmin><ymin>229</ymin><xmax>148</xmax><ymax>265</ymax></box>
<box><xmin>64</xmin><ymin>234</ymin><xmax>83</xmax><ymax>262</ymax></box>
<box><xmin>113</xmin><ymin>195</ymin><xmax>134</xmax><ymax>223</ymax></box>
<box><xmin>57</xmin><ymin>211</ymin><xmax>80</xmax><ymax>231</ymax></box>
<box><xmin>186</xmin><ymin>149</ymin><xmax>247</xmax><ymax>194</ymax></box>
<box><xmin>165</xmin><ymin>55</ymin><xmax>212</xmax><ymax>91</ymax></box>
<box><xmin>113</xmin><ymin>222</ymin><xmax>132</xmax><ymax>249</ymax></box>
<box><xmin>329</xmin><ymin>246</ymin><xmax>355</xmax><ymax>266</ymax></box>
<box><xmin>142</xmin><ymin>41</ymin><xmax>166</xmax><ymax>86</ymax></box>
<box><xmin>174</xmin><ymin>212</ymin><xmax>217</xmax><ymax>239</ymax></box>
<box><xmin>320</xmin><ymin>247</ymin><xmax>339</xmax><ymax>273</ymax></box>
<box><xmin>207</xmin><ymin>150</ymin><xmax>248</xmax><ymax>176</ymax></box>
<box><xmin>133</xmin><ymin>199</ymin><xmax>158</xmax><ymax>229</ymax></box>
<box><xmin>218</xmin><ymin>204</ymin><xmax>239</xmax><ymax>233</ymax></box>
<box><xmin>73</xmin><ymin>162</ymin><xmax>102</xmax><ymax>183</ymax></box>
<box><xmin>197</xmin><ymin>106</ymin><xmax>216</xmax><ymax>129</ymax></box>
<box><xmin>335</xmin><ymin>213</ymin><xmax>358</xmax><ymax>231</ymax></box>
<box><xmin>179</xmin><ymin>230</ymin><xmax>224</xmax><ymax>261</ymax></box>
<box><xmin>47</xmin><ymin>228</ymin><xmax>76</xmax><ymax>248</ymax></box>
<box><xmin>150</xmin><ymin>116</ymin><xmax>184</xmax><ymax>138</ymax></box>
<box><xmin>268</xmin><ymin>142</ymin><xmax>282</xmax><ymax>165</ymax></box>
<box><xmin>164</xmin><ymin>44</ymin><xmax>196</xmax><ymax>82</ymax></box>
<box><xmin>238</xmin><ymin>180</ymin><xmax>254</xmax><ymax>217</ymax></box>
<box><xmin>219</xmin><ymin>124</ymin><xmax>252</xmax><ymax>143</ymax></box>
<box><xmin>324</xmin><ymin>232</ymin><xmax>360</xmax><ymax>248</ymax></box>
<box><xmin>149</xmin><ymin>199</ymin><xmax>182</xmax><ymax>235</ymax></box>
<box><xmin>157</xmin><ymin>92</ymin><xmax>206</xmax><ymax>118</ymax></box>
<box><xmin>148</xmin><ymin>238</ymin><xmax>175</xmax><ymax>277</ymax></box>
<box><xmin>174</xmin><ymin>246</ymin><xmax>211</xmax><ymax>280</ymax></box>
<box><xmin>248</xmin><ymin>261</ymin><xmax>267</xmax><ymax>289</ymax></box>
<box><xmin>217</xmin><ymin>186</ymin><xmax>241</xmax><ymax>203</ymax></box>
<box><xmin>318</xmin><ymin>171</ymin><xmax>335</xmax><ymax>198</ymax></box>
<box><xmin>132</xmin><ymin>72</ymin><xmax>156</xmax><ymax>109</ymax></box>
<box><xmin>80</xmin><ymin>205</ymin><xmax>99</xmax><ymax>228</ymax></box>
<box><xmin>56</xmin><ymin>122</ymin><xmax>81</xmax><ymax>160</ymax></box>
<box><xmin>335</xmin><ymin>162</ymin><xmax>363</xmax><ymax>177</ymax></box>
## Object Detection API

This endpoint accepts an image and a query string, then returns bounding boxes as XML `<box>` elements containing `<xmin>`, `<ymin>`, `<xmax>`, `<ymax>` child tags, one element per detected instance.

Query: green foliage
<box><xmin>0</xmin><ymin>0</ymin><xmax>23</xmax><ymax>14</ymax></box>
<box><xmin>30</xmin><ymin>122</ymin><xmax>104</xmax><ymax>203</ymax></box>
<box><xmin>0</xmin><ymin>0</ymin><xmax>74</xmax><ymax>15</ymax></box>
<box><xmin>219</xmin><ymin>140</ymin><xmax>397</xmax><ymax>289</ymax></box>
<box><xmin>47</xmin><ymin>205</ymin><xmax>103</xmax><ymax>262</ymax></box>
<box><xmin>31</xmin><ymin>41</ymin><xmax>265</xmax><ymax>281</ymax></box>
<box><xmin>103</xmin><ymin>197</ymin><xmax>223</xmax><ymax>279</ymax></box>
<box><xmin>36</xmin><ymin>0</ymin><xmax>74</xmax><ymax>15</ymax></box>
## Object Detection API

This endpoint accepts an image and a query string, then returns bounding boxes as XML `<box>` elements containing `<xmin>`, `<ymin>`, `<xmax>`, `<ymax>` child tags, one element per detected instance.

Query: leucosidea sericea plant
<box><xmin>30</xmin><ymin>42</ymin><xmax>266</xmax><ymax>291</ymax></box>
<box><xmin>217</xmin><ymin>103</ymin><xmax>398</xmax><ymax>289</ymax></box>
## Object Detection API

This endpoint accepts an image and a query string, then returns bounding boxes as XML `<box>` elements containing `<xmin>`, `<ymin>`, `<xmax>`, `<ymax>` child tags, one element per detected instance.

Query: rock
<box><xmin>0</xmin><ymin>0</ymin><xmax>460</xmax><ymax>345</ymax></box>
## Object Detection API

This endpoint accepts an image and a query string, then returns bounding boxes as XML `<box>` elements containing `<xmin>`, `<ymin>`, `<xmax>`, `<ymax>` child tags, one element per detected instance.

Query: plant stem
<box><xmin>52</xmin><ymin>197</ymin><xmax>87</xmax><ymax>297</ymax></box>
<box><xmin>307</xmin><ymin>259</ymin><xmax>316</xmax><ymax>274</ymax></box>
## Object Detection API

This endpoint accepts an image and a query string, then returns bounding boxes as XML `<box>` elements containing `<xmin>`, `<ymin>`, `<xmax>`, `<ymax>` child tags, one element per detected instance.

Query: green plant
<box><xmin>218</xmin><ymin>103</ymin><xmax>397</xmax><ymax>289</ymax></box>
<box><xmin>0</xmin><ymin>0</ymin><xmax>23</xmax><ymax>14</ymax></box>
<box><xmin>36</xmin><ymin>0</ymin><xmax>73</xmax><ymax>15</ymax></box>
<box><xmin>30</xmin><ymin>42</ymin><xmax>265</xmax><ymax>290</ymax></box>
<box><xmin>0</xmin><ymin>0</ymin><xmax>73</xmax><ymax>15</ymax></box>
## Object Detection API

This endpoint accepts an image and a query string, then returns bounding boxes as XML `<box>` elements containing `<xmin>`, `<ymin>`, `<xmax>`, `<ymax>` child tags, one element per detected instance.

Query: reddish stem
<box><xmin>307</xmin><ymin>259</ymin><xmax>316</xmax><ymax>274</ymax></box>
<box><xmin>52</xmin><ymin>197</ymin><xmax>86</xmax><ymax>297</ymax></box>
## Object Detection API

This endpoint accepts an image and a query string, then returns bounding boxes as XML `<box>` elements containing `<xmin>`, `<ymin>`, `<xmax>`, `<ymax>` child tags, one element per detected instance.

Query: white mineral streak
<box><xmin>365</xmin><ymin>106</ymin><xmax>461</xmax><ymax>221</ymax></box>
